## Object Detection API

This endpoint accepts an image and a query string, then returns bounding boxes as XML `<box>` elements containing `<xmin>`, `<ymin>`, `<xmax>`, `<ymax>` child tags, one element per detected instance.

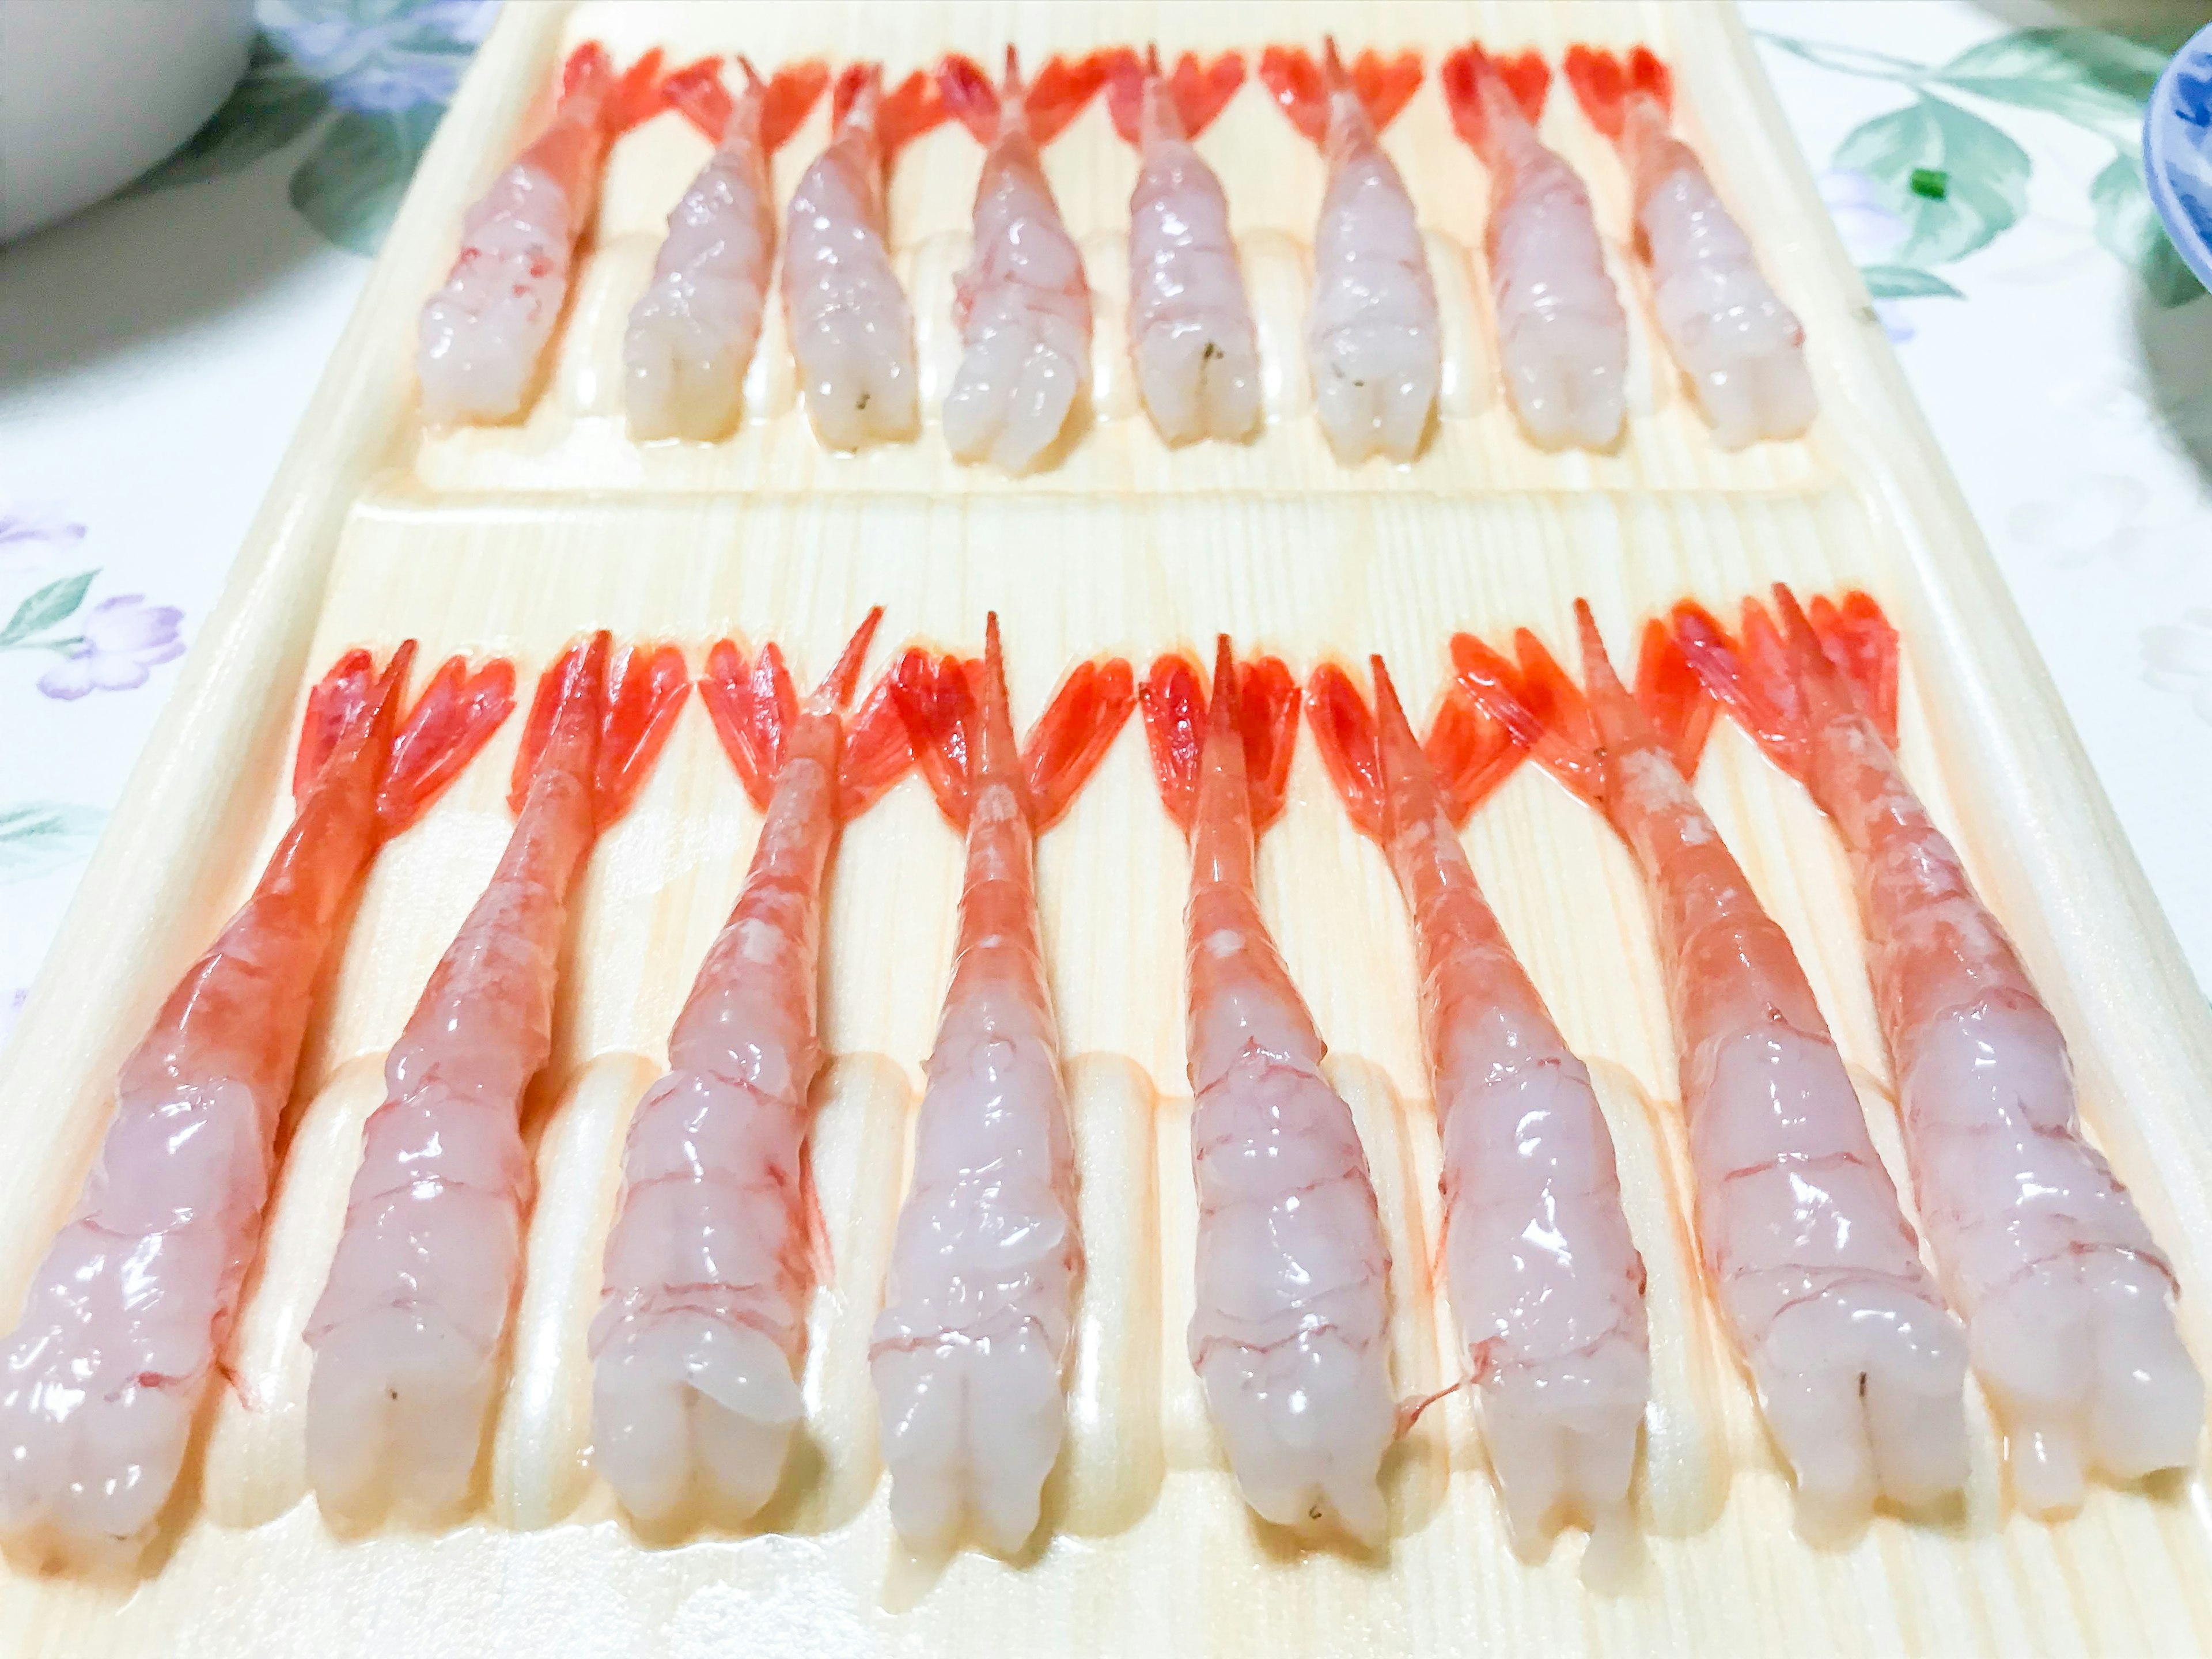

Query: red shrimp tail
<box><xmin>1563</xmin><ymin>44</ymin><xmax>1669</xmax><ymax>142</ymax></box>
<box><xmin>1161</xmin><ymin>49</ymin><xmax>1246</xmax><ymax>139</ymax></box>
<box><xmin>831</xmin><ymin>63</ymin><xmax>879</xmax><ymax>133</ymax></box>
<box><xmin>700</xmin><ymin>639</ymin><xmax>801</xmax><ymax>812</ymax></box>
<box><xmin>510</xmin><ymin>632</ymin><xmax>612</xmax><ymax>813</ymax></box>
<box><xmin>376</xmin><ymin>650</ymin><xmax>518</xmax><ymax>835</ymax></box>
<box><xmin>937</xmin><ymin>52</ymin><xmax>1001</xmax><ymax>144</ymax></box>
<box><xmin>1027</xmin><ymin>50</ymin><xmax>1112</xmax><ymax>146</ymax></box>
<box><xmin>1412</xmin><ymin>673</ymin><xmax>1524</xmax><ymax>828</ymax></box>
<box><xmin>1635</xmin><ymin>616</ymin><xmax>1718</xmax><ymax>778</ymax></box>
<box><xmin>594</xmin><ymin>643</ymin><xmax>691</xmax><ymax>823</ymax></box>
<box><xmin>560</xmin><ymin>42</ymin><xmax>612</xmax><ymax>103</ymax></box>
<box><xmin>662</xmin><ymin>55</ymin><xmax>733</xmax><ymax>143</ymax></box>
<box><xmin>1021</xmin><ymin>654</ymin><xmax>1137</xmax><ymax>831</ymax></box>
<box><xmin>1440</xmin><ymin>44</ymin><xmax>1548</xmax><ymax>156</ymax></box>
<box><xmin>294</xmin><ymin>645</ymin><xmax>394</xmax><ymax>806</ymax></box>
<box><xmin>853</xmin><ymin>65</ymin><xmax>945</xmax><ymax>158</ymax></box>
<box><xmin>762</xmin><ymin>60</ymin><xmax>831</xmax><ymax>153</ymax></box>
<box><xmin>1176</xmin><ymin>636</ymin><xmax>1299</xmax><ymax>835</ymax></box>
<box><xmin>1258</xmin><ymin>45</ymin><xmax>1329</xmax><ymax>146</ymax></box>
<box><xmin>1673</xmin><ymin>596</ymin><xmax>1814</xmax><ymax>784</ymax></box>
<box><xmin>837</xmin><ymin>671</ymin><xmax>915</xmax><ymax>816</ymax></box>
<box><xmin>1303</xmin><ymin>662</ymin><xmax>1387</xmax><ymax>843</ymax></box>
<box><xmin>1342</xmin><ymin>41</ymin><xmax>1424</xmax><ymax>134</ymax></box>
<box><xmin>1800</xmin><ymin>587</ymin><xmax>1900</xmax><ymax>747</ymax></box>
<box><xmin>603</xmin><ymin>47</ymin><xmax>669</xmax><ymax>134</ymax></box>
<box><xmin>1140</xmin><ymin>651</ymin><xmax>1205</xmax><ymax>835</ymax></box>
<box><xmin>808</xmin><ymin>607</ymin><xmax>885</xmax><ymax>711</ymax></box>
<box><xmin>889</xmin><ymin>646</ymin><xmax>979</xmax><ymax>827</ymax></box>
<box><xmin>1451</xmin><ymin>627</ymin><xmax>1607</xmax><ymax>810</ymax></box>
<box><xmin>1104</xmin><ymin>47</ymin><xmax>1147</xmax><ymax>145</ymax></box>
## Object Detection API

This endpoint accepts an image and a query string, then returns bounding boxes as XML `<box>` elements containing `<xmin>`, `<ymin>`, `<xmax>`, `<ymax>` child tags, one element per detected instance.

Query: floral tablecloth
<box><xmin>4</xmin><ymin>0</ymin><xmax>2212</xmax><ymax>1051</ymax></box>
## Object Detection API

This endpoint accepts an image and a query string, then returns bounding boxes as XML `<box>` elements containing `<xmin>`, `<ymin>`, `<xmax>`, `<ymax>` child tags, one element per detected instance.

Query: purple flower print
<box><xmin>0</xmin><ymin>506</ymin><xmax>87</xmax><ymax>564</ymax></box>
<box><xmin>36</xmin><ymin>596</ymin><xmax>186</xmax><ymax>700</ymax></box>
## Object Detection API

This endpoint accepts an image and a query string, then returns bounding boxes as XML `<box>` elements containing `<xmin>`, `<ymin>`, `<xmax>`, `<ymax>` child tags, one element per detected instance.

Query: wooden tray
<box><xmin>6</xmin><ymin>1</ymin><xmax>2210</xmax><ymax>1652</ymax></box>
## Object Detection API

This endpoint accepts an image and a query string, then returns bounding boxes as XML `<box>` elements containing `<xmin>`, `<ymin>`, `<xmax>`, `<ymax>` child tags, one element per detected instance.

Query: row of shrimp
<box><xmin>1</xmin><ymin>593</ymin><xmax>2191</xmax><ymax>1569</ymax></box>
<box><xmin>415</xmin><ymin>39</ymin><xmax>1814</xmax><ymax>467</ymax></box>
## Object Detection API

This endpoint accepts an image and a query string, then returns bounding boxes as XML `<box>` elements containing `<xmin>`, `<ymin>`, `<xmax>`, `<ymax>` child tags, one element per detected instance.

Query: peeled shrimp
<box><xmin>1440</xmin><ymin>44</ymin><xmax>1627</xmax><ymax>450</ymax></box>
<box><xmin>1455</xmin><ymin>604</ymin><xmax>1967</xmax><ymax>1535</ymax></box>
<box><xmin>1143</xmin><ymin>639</ymin><xmax>1395</xmax><ymax>1544</ymax></box>
<box><xmin>937</xmin><ymin>50</ymin><xmax>1107</xmax><ymax>473</ymax></box>
<box><xmin>418</xmin><ymin>43</ymin><xmax>663</xmax><ymax>426</ymax></box>
<box><xmin>304</xmin><ymin>635</ymin><xmax>687</xmax><ymax>1524</ymax></box>
<box><xmin>1564</xmin><ymin>46</ymin><xmax>1815</xmax><ymax>448</ymax></box>
<box><xmin>1104</xmin><ymin>48</ymin><xmax>1260</xmax><ymax>445</ymax></box>
<box><xmin>625</xmin><ymin>56</ymin><xmax>827</xmax><ymax>442</ymax></box>
<box><xmin>590</xmin><ymin>613</ymin><xmax>910</xmax><ymax>1524</ymax></box>
<box><xmin>1676</xmin><ymin>587</ymin><xmax>2203</xmax><ymax>1513</ymax></box>
<box><xmin>1306</xmin><ymin>657</ymin><xmax>1648</xmax><ymax>1556</ymax></box>
<box><xmin>869</xmin><ymin>617</ymin><xmax>1133</xmax><ymax>1554</ymax></box>
<box><xmin>783</xmin><ymin>65</ymin><xmax>945</xmax><ymax>449</ymax></box>
<box><xmin>1260</xmin><ymin>41</ymin><xmax>1439</xmax><ymax>464</ymax></box>
<box><xmin>0</xmin><ymin>646</ymin><xmax>512</xmax><ymax>1560</ymax></box>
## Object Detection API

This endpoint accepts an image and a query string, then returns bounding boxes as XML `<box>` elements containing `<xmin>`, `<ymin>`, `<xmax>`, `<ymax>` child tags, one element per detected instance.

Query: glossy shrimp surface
<box><xmin>1565</xmin><ymin>47</ymin><xmax>1813</xmax><ymax>449</ymax></box>
<box><xmin>869</xmin><ymin>619</ymin><xmax>1132</xmax><ymax>1555</ymax></box>
<box><xmin>1455</xmin><ymin>605</ymin><xmax>1966</xmax><ymax>1535</ymax></box>
<box><xmin>305</xmin><ymin>636</ymin><xmax>686</xmax><ymax>1524</ymax></box>
<box><xmin>1677</xmin><ymin>588</ymin><xmax>2203</xmax><ymax>1512</ymax></box>
<box><xmin>626</xmin><ymin>58</ymin><xmax>827</xmax><ymax>442</ymax></box>
<box><xmin>1440</xmin><ymin>46</ymin><xmax>1627</xmax><ymax>451</ymax></box>
<box><xmin>1105</xmin><ymin>49</ymin><xmax>1261</xmax><ymax>445</ymax></box>
<box><xmin>783</xmin><ymin>66</ymin><xmax>945</xmax><ymax>449</ymax></box>
<box><xmin>419</xmin><ymin>43</ymin><xmax>662</xmax><ymax>426</ymax></box>
<box><xmin>937</xmin><ymin>51</ymin><xmax>1104</xmax><ymax>473</ymax></box>
<box><xmin>1306</xmin><ymin>657</ymin><xmax>1647</xmax><ymax>1557</ymax></box>
<box><xmin>0</xmin><ymin>646</ymin><xmax>511</xmax><ymax>1560</ymax></box>
<box><xmin>1145</xmin><ymin>639</ymin><xmax>1395</xmax><ymax>1544</ymax></box>
<box><xmin>1262</xmin><ymin>42</ymin><xmax>1438</xmax><ymax>464</ymax></box>
<box><xmin>591</xmin><ymin>615</ymin><xmax>908</xmax><ymax>1524</ymax></box>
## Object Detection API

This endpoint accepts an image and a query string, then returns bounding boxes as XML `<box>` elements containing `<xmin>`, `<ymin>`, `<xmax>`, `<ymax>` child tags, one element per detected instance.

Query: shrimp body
<box><xmin>1456</xmin><ymin>606</ymin><xmax>1966</xmax><ymax>1534</ymax></box>
<box><xmin>938</xmin><ymin>52</ymin><xmax>1102</xmax><ymax>474</ymax></box>
<box><xmin>0</xmin><ymin>647</ymin><xmax>510</xmax><ymax>1558</ymax></box>
<box><xmin>306</xmin><ymin>637</ymin><xmax>685</xmax><ymax>1523</ymax></box>
<box><xmin>1565</xmin><ymin>47</ymin><xmax>1813</xmax><ymax>449</ymax></box>
<box><xmin>1146</xmin><ymin>642</ymin><xmax>1394</xmax><ymax>1544</ymax></box>
<box><xmin>419</xmin><ymin>44</ymin><xmax>661</xmax><ymax>426</ymax></box>
<box><xmin>783</xmin><ymin>67</ymin><xmax>944</xmax><ymax>449</ymax></box>
<box><xmin>592</xmin><ymin>618</ymin><xmax>907</xmax><ymax>1524</ymax></box>
<box><xmin>1107</xmin><ymin>50</ymin><xmax>1260</xmax><ymax>445</ymax></box>
<box><xmin>1677</xmin><ymin>590</ymin><xmax>2203</xmax><ymax>1512</ymax></box>
<box><xmin>1263</xmin><ymin>44</ymin><xmax>1439</xmax><ymax>463</ymax></box>
<box><xmin>1441</xmin><ymin>47</ymin><xmax>1626</xmax><ymax>450</ymax></box>
<box><xmin>1306</xmin><ymin>658</ymin><xmax>1647</xmax><ymax>1551</ymax></box>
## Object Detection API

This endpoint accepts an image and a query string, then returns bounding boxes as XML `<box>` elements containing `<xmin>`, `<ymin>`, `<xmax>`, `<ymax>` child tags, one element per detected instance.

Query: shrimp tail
<box><xmin>1024</xmin><ymin>50</ymin><xmax>1113</xmax><ymax>145</ymax></box>
<box><xmin>1802</xmin><ymin>588</ymin><xmax>1900</xmax><ymax>745</ymax></box>
<box><xmin>1141</xmin><ymin>637</ymin><xmax>1299</xmax><ymax>838</ymax></box>
<box><xmin>1424</xmin><ymin>676</ymin><xmax>1525</xmax><ymax>827</ymax></box>
<box><xmin>839</xmin><ymin>63</ymin><xmax>945</xmax><ymax>158</ymax></box>
<box><xmin>936</xmin><ymin>52</ymin><xmax>1003</xmax><ymax>144</ymax></box>
<box><xmin>662</xmin><ymin>55</ymin><xmax>734</xmax><ymax>143</ymax></box>
<box><xmin>602</xmin><ymin>46</ymin><xmax>670</xmax><ymax>135</ymax></box>
<box><xmin>1307</xmin><ymin>654</ymin><xmax>1526</xmax><ymax>844</ymax></box>
<box><xmin>700</xmin><ymin>610</ymin><xmax>913</xmax><ymax>816</ymax></box>
<box><xmin>1673</xmin><ymin>585</ymin><xmax>1897</xmax><ymax>782</ymax></box>
<box><xmin>1438</xmin><ymin>44</ymin><xmax>1549</xmax><ymax>157</ymax></box>
<box><xmin>1106</xmin><ymin>46</ymin><xmax>1247</xmax><ymax>144</ymax></box>
<box><xmin>760</xmin><ymin>59</ymin><xmax>831</xmax><ymax>153</ymax></box>
<box><xmin>1635</xmin><ymin>615</ymin><xmax>1718</xmax><ymax>777</ymax></box>
<box><xmin>377</xmin><ymin>652</ymin><xmax>519</xmax><ymax>835</ymax></box>
<box><xmin>509</xmin><ymin>634</ymin><xmax>688</xmax><ymax>821</ymax></box>
<box><xmin>1562</xmin><ymin>44</ymin><xmax>1672</xmax><ymax>142</ymax></box>
<box><xmin>293</xmin><ymin>643</ymin><xmax>411</xmax><ymax>807</ymax></box>
<box><xmin>1020</xmin><ymin>645</ymin><xmax>1137</xmax><ymax>830</ymax></box>
<box><xmin>1304</xmin><ymin>662</ymin><xmax>1388</xmax><ymax>842</ymax></box>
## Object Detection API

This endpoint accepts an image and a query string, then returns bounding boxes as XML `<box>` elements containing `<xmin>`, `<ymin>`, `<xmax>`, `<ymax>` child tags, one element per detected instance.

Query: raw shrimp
<box><xmin>1142</xmin><ymin>639</ymin><xmax>1395</xmax><ymax>1544</ymax></box>
<box><xmin>1260</xmin><ymin>41</ymin><xmax>1438</xmax><ymax>464</ymax></box>
<box><xmin>783</xmin><ymin>64</ymin><xmax>946</xmax><ymax>449</ymax></box>
<box><xmin>869</xmin><ymin>616</ymin><xmax>1133</xmax><ymax>1554</ymax></box>
<box><xmin>1439</xmin><ymin>44</ymin><xmax>1628</xmax><ymax>451</ymax></box>
<box><xmin>625</xmin><ymin>56</ymin><xmax>829</xmax><ymax>442</ymax></box>
<box><xmin>1453</xmin><ymin>604</ymin><xmax>1967</xmax><ymax>1535</ymax></box>
<box><xmin>1103</xmin><ymin>47</ymin><xmax>1261</xmax><ymax>445</ymax></box>
<box><xmin>1676</xmin><ymin>586</ymin><xmax>2203</xmax><ymax>1512</ymax></box>
<box><xmin>590</xmin><ymin>612</ymin><xmax>910</xmax><ymax>1525</ymax></box>
<box><xmin>936</xmin><ymin>50</ymin><xmax>1109</xmax><ymax>473</ymax></box>
<box><xmin>418</xmin><ymin>43</ymin><xmax>665</xmax><ymax>426</ymax></box>
<box><xmin>1564</xmin><ymin>46</ymin><xmax>1815</xmax><ymax>449</ymax></box>
<box><xmin>0</xmin><ymin>645</ymin><xmax>513</xmax><ymax>1560</ymax></box>
<box><xmin>304</xmin><ymin>634</ymin><xmax>687</xmax><ymax>1524</ymax></box>
<box><xmin>1306</xmin><ymin>656</ymin><xmax>1649</xmax><ymax>1558</ymax></box>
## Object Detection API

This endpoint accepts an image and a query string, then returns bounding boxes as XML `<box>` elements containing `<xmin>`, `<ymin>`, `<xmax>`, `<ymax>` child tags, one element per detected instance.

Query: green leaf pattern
<box><xmin>0</xmin><ymin>804</ymin><xmax>108</xmax><ymax>885</ymax></box>
<box><xmin>1834</xmin><ymin>97</ymin><xmax>2031</xmax><ymax>266</ymax></box>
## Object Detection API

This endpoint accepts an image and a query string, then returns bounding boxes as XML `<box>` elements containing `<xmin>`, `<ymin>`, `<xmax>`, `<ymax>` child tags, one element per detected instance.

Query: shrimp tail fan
<box><xmin>1304</xmin><ymin>662</ymin><xmax>1388</xmax><ymax>842</ymax></box>
<box><xmin>1439</xmin><ymin>44</ymin><xmax>1549</xmax><ymax>157</ymax></box>
<box><xmin>378</xmin><ymin>650</ymin><xmax>518</xmax><ymax>835</ymax></box>
<box><xmin>1260</xmin><ymin>39</ymin><xmax>1423</xmax><ymax>145</ymax></box>
<box><xmin>837</xmin><ymin>63</ymin><xmax>946</xmax><ymax>157</ymax></box>
<box><xmin>700</xmin><ymin>609</ymin><xmax>914</xmax><ymax>817</ymax></box>
<box><xmin>1106</xmin><ymin>47</ymin><xmax>1247</xmax><ymax>144</ymax></box>
<box><xmin>510</xmin><ymin>633</ymin><xmax>688</xmax><ymax>821</ymax></box>
<box><xmin>662</xmin><ymin>55</ymin><xmax>733</xmax><ymax>142</ymax></box>
<box><xmin>1025</xmin><ymin>50</ymin><xmax>1114</xmax><ymax>145</ymax></box>
<box><xmin>1308</xmin><ymin>655</ymin><xmax>1525</xmax><ymax>843</ymax></box>
<box><xmin>760</xmin><ymin>59</ymin><xmax>832</xmax><ymax>153</ymax></box>
<box><xmin>1142</xmin><ymin>637</ymin><xmax>1300</xmax><ymax>837</ymax></box>
<box><xmin>601</xmin><ymin>46</ymin><xmax>671</xmax><ymax>134</ymax></box>
<box><xmin>1563</xmin><ymin>44</ymin><xmax>1671</xmax><ymax>141</ymax></box>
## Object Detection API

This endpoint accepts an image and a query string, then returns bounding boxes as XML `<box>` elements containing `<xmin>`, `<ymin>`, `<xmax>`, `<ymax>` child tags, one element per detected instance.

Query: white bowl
<box><xmin>0</xmin><ymin>0</ymin><xmax>256</xmax><ymax>243</ymax></box>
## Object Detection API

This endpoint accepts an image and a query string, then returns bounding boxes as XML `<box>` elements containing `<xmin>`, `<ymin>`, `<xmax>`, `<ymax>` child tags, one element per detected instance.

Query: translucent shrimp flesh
<box><xmin>1676</xmin><ymin>586</ymin><xmax>2203</xmax><ymax>1513</ymax></box>
<box><xmin>1455</xmin><ymin>604</ymin><xmax>1968</xmax><ymax>1536</ymax></box>
<box><xmin>782</xmin><ymin>65</ymin><xmax>946</xmax><ymax>449</ymax></box>
<box><xmin>418</xmin><ymin>43</ymin><xmax>664</xmax><ymax>426</ymax></box>
<box><xmin>1306</xmin><ymin>656</ymin><xmax>1649</xmax><ymax>1559</ymax></box>
<box><xmin>1260</xmin><ymin>41</ymin><xmax>1439</xmax><ymax>464</ymax></box>
<box><xmin>590</xmin><ymin>613</ymin><xmax>910</xmax><ymax>1525</ymax></box>
<box><xmin>1440</xmin><ymin>44</ymin><xmax>1628</xmax><ymax>451</ymax></box>
<box><xmin>1565</xmin><ymin>46</ymin><xmax>1815</xmax><ymax>449</ymax></box>
<box><xmin>304</xmin><ymin>635</ymin><xmax>687</xmax><ymax>1525</ymax></box>
<box><xmin>624</xmin><ymin>56</ymin><xmax>827</xmax><ymax>442</ymax></box>
<box><xmin>1104</xmin><ymin>48</ymin><xmax>1262</xmax><ymax>445</ymax></box>
<box><xmin>869</xmin><ymin>617</ymin><xmax>1134</xmax><ymax>1555</ymax></box>
<box><xmin>0</xmin><ymin>646</ymin><xmax>512</xmax><ymax>1561</ymax></box>
<box><xmin>1142</xmin><ymin>638</ymin><xmax>1395</xmax><ymax>1544</ymax></box>
<box><xmin>937</xmin><ymin>50</ymin><xmax>1108</xmax><ymax>473</ymax></box>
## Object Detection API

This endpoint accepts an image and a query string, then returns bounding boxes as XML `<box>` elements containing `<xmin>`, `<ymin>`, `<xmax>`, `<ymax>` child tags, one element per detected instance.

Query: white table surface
<box><xmin>3</xmin><ymin>0</ymin><xmax>2210</xmax><ymax>1052</ymax></box>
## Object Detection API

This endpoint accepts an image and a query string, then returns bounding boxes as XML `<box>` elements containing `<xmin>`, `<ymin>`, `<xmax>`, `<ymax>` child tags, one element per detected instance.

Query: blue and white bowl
<box><xmin>2146</xmin><ymin>22</ymin><xmax>2212</xmax><ymax>290</ymax></box>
